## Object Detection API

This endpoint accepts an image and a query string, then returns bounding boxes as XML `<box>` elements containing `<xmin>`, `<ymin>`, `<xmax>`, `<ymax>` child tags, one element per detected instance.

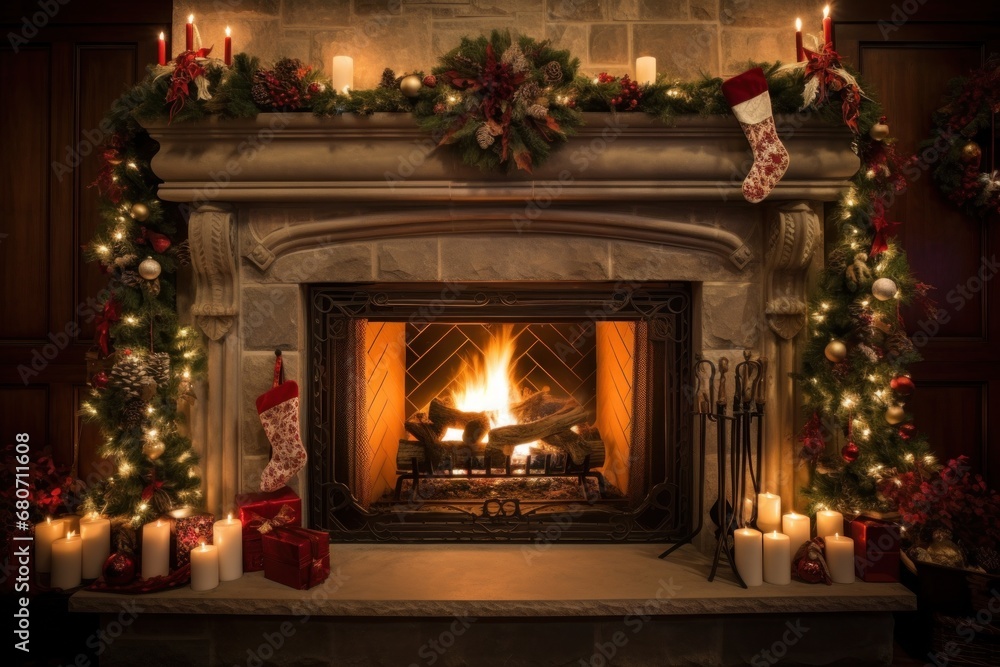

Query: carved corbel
<box><xmin>189</xmin><ymin>206</ymin><xmax>238</xmax><ymax>341</ymax></box>
<box><xmin>763</xmin><ymin>202</ymin><xmax>821</xmax><ymax>340</ymax></box>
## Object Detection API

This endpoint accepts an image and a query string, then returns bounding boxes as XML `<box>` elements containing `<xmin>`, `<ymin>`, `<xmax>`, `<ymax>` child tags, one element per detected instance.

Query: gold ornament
<box><xmin>130</xmin><ymin>202</ymin><xmax>150</xmax><ymax>222</ymax></box>
<box><xmin>961</xmin><ymin>142</ymin><xmax>982</xmax><ymax>163</ymax></box>
<box><xmin>885</xmin><ymin>405</ymin><xmax>906</xmax><ymax>424</ymax></box>
<box><xmin>138</xmin><ymin>256</ymin><xmax>162</xmax><ymax>280</ymax></box>
<box><xmin>399</xmin><ymin>75</ymin><xmax>422</xmax><ymax>98</ymax></box>
<box><xmin>869</xmin><ymin>123</ymin><xmax>890</xmax><ymax>141</ymax></box>
<box><xmin>871</xmin><ymin>277</ymin><xmax>898</xmax><ymax>301</ymax></box>
<box><xmin>824</xmin><ymin>340</ymin><xmax>847</xmax><ymax>363</ymax></box>
<box><xmin>143</xmin><ymin>439</ymin><xmax>165</xmax><ymax>460</ymax></box>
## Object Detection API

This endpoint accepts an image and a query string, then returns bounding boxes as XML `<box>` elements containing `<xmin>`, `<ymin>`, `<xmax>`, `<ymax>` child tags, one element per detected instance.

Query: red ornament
<box><xmin>890</xmin><ymin>375</ymin><xmax>915</xmax><ymax>396</ymax></box>
<box><xmin>898</xmin><ymin>423</ymin><xmax>916</xmax><ymax>440</ymax></box>
<box><xmin>842</xmin><ymin>441</ymin><xmax>860</xmax><ymax>463</ymax></box>
<box><xmin>91</xmin><ymin>371</ymin><xmax>109</xmax><ymax>390</ymax></box>
<box><xmin>422</xmin><ymin>74</ymin><xmax>437</xmax><ymax>88</ymax></box>
<box><xmin>796</xmin><ymin>556</ymin><xmax>825</xmax><ymax>584</ymax></box>
<box><xmin>102</xmin><ymin>552</ymin><xmax>136</xmax><ymax>586</ymax></box>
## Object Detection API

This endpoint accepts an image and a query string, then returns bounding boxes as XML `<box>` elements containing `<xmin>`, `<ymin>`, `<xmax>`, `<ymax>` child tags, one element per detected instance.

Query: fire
<box><xmin>443</xmin><ymin>325</ymin><xmax>534</xmax><ymax>458</ymax></box>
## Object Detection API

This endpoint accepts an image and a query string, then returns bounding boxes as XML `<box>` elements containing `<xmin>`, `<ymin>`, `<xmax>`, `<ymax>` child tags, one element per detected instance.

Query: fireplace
<box><xmin>308</xmin><ymin>282</ymin><xmax>692</xmax><ymax>541</ymax></box>
<box><xmin>140</xmin><ymin>112</ymin><xmax>860</xmax><ymax>549</ymax></box>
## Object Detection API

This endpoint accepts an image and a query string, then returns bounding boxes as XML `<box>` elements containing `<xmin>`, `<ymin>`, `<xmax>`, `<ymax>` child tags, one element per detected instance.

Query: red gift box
<box><xmin>262</xmin><ymin>526</ymin><xmax>330</xmax><ymax>590</ymax></box>
<box><xmin>235</xmin><ymin>487</ymin><xmax>301</xmax><ymax>571</ymax></box>
<box><xmin>852</xmin><ymin>517</ymin><xmax>901</xmax><ymax>582</ymax></box>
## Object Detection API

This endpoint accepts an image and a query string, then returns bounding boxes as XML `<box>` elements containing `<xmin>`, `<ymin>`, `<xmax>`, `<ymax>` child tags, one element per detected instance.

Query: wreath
<box><xmin>922</xmin><ymin>58</ymin><xmax>1000</xmax><ymax>219</ymax></box>
<box><xmin>414</xmin><ymin>30</ymin><xmax>582</xmax><ymax>174</ymax></box>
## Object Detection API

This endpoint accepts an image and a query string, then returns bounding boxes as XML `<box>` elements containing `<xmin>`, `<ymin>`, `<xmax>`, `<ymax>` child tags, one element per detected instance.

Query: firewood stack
<box><xmin>396</xmin><ymin>388</ymin><xmax>605</xmax><ymax>471</ymax></box>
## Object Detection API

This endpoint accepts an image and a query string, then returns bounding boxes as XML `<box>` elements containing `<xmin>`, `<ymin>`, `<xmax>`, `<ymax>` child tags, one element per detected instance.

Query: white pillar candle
<box><xmin>51</xmin><ymin>531</ymin><xmax>82</xmax><ymax>589</ymax></box>
<box><xmin>825</xmin><ymin>533</ymin><xmax>856</xmax><ymax>583</ymax></box>
<box><xmin>35</xmin><ymin>518</ymin><xmax>65</xmax><ymax>573</ymax></box>
<box><xmin>782</xmin><ymin>512</ymin><xmax>811</xmax><ymax>555</ymax></box>
<box><xmin>763</xmin><ymin>531</ymin><xmax>791</xmax><ymax>585</ymax></box>
<box><xmin>816</xmin><ymin>510</ymin><xmax>844</xmax><ymax>538</ymax></box>
<box><xmin>213</xmin><ymin>513</ymin><xmax>243</xmax><ymax>582</ymax></box>
<box><xmin>635</xmin><ymin>56</ymin><xmax>656</xmax><ymax>85</ymax></box>
<box><xmin>756</xmin><ymin>492</ymin><xmax>782</xmax><ymax>534</ymax></box>
<box><xmin>190</xmin><ymin>542</ymin><xmax>219</xmax><ymax>592</ymax></box>
<box><xmin>733</xmin><ymin>527</ymin><xmax>763</xmax><ymax>587</ymax></box>
<box><xmin>332</xmin><ymin>55</ymin><xmax>353</xmax><ymax>93</ymax></box>
<box><xmin>60</xmin><ymin>513</ymin><xmax>81</xmax><ymax>534</ymax></box>
<box><xmin>79</xmin><ymin>513</ymin><xmax>111</xmax><ymax>579</ymax></box>
<box><xmin>141</xmin><ymin>518</ymin><xmax>170</xmax><ymax>579</ymax></box>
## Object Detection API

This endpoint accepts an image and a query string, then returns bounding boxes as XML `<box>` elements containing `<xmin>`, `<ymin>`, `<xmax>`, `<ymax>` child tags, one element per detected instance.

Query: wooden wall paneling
<box><xmin>0</xmin><ymin>386</ymin><xmax>48</xmax><ymax>447</ymax></box>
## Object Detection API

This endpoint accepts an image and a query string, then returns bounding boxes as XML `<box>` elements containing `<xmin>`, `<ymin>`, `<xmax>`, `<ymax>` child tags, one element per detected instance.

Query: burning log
<box><xmin>541</xmin><ymin>430</ymin><xmax>592</xmax><ymax>465</ymax></box>
<box><xmin>510</xmin><ymin>389</ymin><xmax>579</xmax><ymax>422</ymax></box>
<box><xmin>395</xmin><ymin>438</ymin><xmax>605</xmax><ymax>469</ymax></box>
<box><xmin>487</xmin><ymin>405</ymin><xmax>589</xmax><ymax>450</ymax></box>
<box><xmin>428</xmin><ymin>398</ymin><xmax>489</xmax><ymax>439</ymax></box>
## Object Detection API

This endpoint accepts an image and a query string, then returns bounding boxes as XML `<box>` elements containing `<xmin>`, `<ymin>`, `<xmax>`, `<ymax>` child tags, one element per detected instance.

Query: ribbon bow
<box><xmin>137</xmin><ymin>226</ymin><xmax>172</xmax><ymax>253</ymax></box>
<box><xmin>165</xmin><ymin>47</ymin><xmax>213</xmax><ymax>122</ymax></box>
<box><xmin>245</xmin><ymin>504</ymin><xmax>296</xmax><ymax>534</ymax></box>
<box><xmin>870</xmin><ymin>198</ymin><xmax>901</xmax><ymax>257</ymax></box>
<box><xmin>94</xmin><ymin>297</ymin><xmax>121</xmax><ymax>357</ymax></box>
<box><xmin>802</xmin><ymin>45</ymin><xmax>862</xmax><ymax>133</ymax></box>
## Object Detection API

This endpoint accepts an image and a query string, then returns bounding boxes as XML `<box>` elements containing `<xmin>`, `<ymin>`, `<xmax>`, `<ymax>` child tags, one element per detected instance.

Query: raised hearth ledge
<box><xmin>69</xmin><ymin>544</ymin><xmax>915</xmax><ymax>617</ymax></box>
<box><xmin>142</xmin><ymin>113</ymin><xmax>860</xmax><ymax>203</ymax></box>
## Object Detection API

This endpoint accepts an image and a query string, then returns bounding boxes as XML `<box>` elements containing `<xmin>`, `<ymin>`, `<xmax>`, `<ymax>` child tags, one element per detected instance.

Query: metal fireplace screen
<box><xmin>309</xmin><ymin>282</ymin><xmax>692</xmax><ymax>542</ymax></box>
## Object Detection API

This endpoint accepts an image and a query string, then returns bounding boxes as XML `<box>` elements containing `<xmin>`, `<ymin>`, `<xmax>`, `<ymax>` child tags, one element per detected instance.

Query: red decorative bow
<box><xmin>165</xmin><ymin>48</ymin><xmax>213</xmax><ymax>122</ymax></box>
<box><xmin>92</xmin><ymin>134</ymin><xmax>126</xmax><ymax>202</ymax></box>
<box><xmin>803</xmin><ymin>45</ymin><xmax>861</xmax><ymax>133</ymax></box>
<box><xmin>870</xmin><ymin>198</ymin><xmax>901</xmax><ymax>257</ymax></box>
<box><xmin>138</xmin><ymin>227</ymin><xmax>171</xmax><ymax>253</ymax></box>
<box><xmin>246</xmin><ymin>504</ymin><xmax>296</xmax><ymax>534</ymax></box>
<box><xmin>142</xmin><ymin>468</ymin><xmax>164</xmax><ymax>501</ymax></box>
<box><xmin>94</xmin><ymin>297</ymin><xmax>121</xmax><ymax>357</ymax></box>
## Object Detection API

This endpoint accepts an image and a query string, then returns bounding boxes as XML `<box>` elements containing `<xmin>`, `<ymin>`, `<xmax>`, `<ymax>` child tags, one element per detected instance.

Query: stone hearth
<box><xmin>142</xmin><ymin>112</ymin><xmax>858</xmax><ymax>536</ymax></box>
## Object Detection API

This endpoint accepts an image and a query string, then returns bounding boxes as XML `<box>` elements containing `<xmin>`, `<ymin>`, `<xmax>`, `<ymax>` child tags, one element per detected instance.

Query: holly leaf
<box><xmin>513</xmin><ymin>150</ymin><xmax>533</xmax><ymax>173</ymax></box>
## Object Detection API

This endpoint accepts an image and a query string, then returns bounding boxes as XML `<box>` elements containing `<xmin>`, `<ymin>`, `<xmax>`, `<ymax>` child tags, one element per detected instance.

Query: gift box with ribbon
<box><xmin>262</xmin><ymin>526</ymin><xmax>330</xmax><ymax>590</ymax></box>
<box><xmin>851</xmin><ymin>516</ymin><xmax>901</xmax><ymax>583</ymax></box>
<box><xmin>235</xmin><ymin>486</ymin><xmax>301</xmax><ymax>572</ymax></box>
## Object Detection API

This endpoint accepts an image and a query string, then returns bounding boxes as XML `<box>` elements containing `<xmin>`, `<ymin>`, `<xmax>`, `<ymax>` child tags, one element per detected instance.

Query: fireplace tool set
<box><xmin>658</xmin><ymin>351</ymin><xmax>767</xmax><ymax>589</ymax></box>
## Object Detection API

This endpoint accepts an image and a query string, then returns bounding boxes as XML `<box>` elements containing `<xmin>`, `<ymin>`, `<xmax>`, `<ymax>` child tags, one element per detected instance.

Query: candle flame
<box><xmin>823</xmin><ymin>5</ymin><xmax>830</xmax><ymax>18</ymax></box>
<box><xmin>200</xmin><ymin>541</ymin><xmax>207</xmax><ymax>549</ymax></box>
<box><xmin>67</xmin><ymin>531</ymin><xmax>76</xmax><ymax>538</ymax></box>
<box><xmin>159</xmin><ymin>31</ymin><xmax>165</xmax><ymax>40</ymax></box>
<box><xmin>188</xmin><ymin>14</ymin><xmax>194</xmax><ymax>23</ymax></box>
<box><xmin>156</xmin><ymin>519</ymin><xmax>163</xmax><ymax>527</ymax></box>
<box><xmin>225</xmin><ymin>26</ymin><xmax>231</xmax><ymax>37</ymax></box>
<box><xmin>834</xmin><ymin>532</ymin><xmax>839</xmax><ymax>538</ymax></box>
<box><xmin>795</xmin><ymin>17</ymin><xmax>802</xmax><ymax>30</ymax></box>
<box><xmin>46</xmin><ymin>517</ymin><xmax>52</xmax><ymax>524</ymax></box>
<box><xmin>227</xmin><ymin>512</ymin><xmax>233</xmax><ymax>521</ymax></box>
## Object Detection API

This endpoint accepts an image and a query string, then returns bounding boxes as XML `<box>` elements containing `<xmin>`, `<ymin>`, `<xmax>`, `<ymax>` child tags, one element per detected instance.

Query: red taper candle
<box><xmin>186</xmin><ymin>14</ymin><xmax>194</xmax><ymax>51</ymax></box>
<box><xmin>822</xmin><ymin>5</ymin><xmax>833</xmax><ymax>49</ymax></box>
<box><xmin>795</xmin><ymin>18</ymin><xmax>804</xmax><ymax>62</ymax></box>
<box><xmin>224</xmin><ymin>26</ymin><xmax>231</xmax><ymax>66</ymax></box>
<box><xmin>158</xmin><ymin>31</ymin><xmax>167</xmax><ymax>66</ymax></box>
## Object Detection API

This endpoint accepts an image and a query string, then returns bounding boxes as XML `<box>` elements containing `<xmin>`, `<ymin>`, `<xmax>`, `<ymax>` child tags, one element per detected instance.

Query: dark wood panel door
<box><xmin>0</xmin><ymin>8</ymin><xmax>171</xmax><ymax>480</ymax></box>
<box><xmin>837</xmin><ymin>8</ymin><xmax>1000</xmax><ymax>485</ymax></box>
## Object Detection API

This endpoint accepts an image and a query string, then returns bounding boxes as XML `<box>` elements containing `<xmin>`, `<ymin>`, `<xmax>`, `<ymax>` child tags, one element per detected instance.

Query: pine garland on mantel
<box><xmin>83</xmin><ymin>29</ymin><xmax>949</xmax><ymax>523</ymax></box>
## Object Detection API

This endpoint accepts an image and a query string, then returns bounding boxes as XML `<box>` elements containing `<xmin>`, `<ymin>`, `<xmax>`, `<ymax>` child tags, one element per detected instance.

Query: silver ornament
<box><xmin>871</xmin><ymin>277</ymin><xmax>898</xmax><ymax>301</ymax></box>
<box><xmin>138</xmin><ymin>256</ymin><xmax>162</xmax><ymax>280</ymax></box>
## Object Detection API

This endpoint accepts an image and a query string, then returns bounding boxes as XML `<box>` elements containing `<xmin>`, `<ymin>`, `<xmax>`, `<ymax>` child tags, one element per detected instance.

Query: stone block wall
<box><xmin>172</xmin><ymin>0</ymin><xmax>819</xmax><ymax>87</ymax></box>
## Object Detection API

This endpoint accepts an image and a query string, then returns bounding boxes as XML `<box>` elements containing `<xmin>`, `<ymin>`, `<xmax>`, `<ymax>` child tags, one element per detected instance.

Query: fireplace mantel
<box><xmin>142</xmin><ymin>112</ymin><xmax>859</xmax><ymax>204</ymax></box>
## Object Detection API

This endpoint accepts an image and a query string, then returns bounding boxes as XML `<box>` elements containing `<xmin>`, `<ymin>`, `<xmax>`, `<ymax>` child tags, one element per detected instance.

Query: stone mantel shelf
<box><xmin>70</xmin><ymin>544</ymin><xmax>915</xmax><ymax>618</ymax></box>
<box><xmin>142</xmin><ymin>113</ymin><xmax>860</xmax><ymax>204</ymax></box>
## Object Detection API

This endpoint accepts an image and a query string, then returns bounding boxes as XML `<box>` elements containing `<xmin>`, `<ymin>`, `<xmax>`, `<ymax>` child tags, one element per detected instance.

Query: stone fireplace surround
<box><xmin>70</xmin><ymin>113</ymin><xmax>917</xmax><ymax>666</ymax></box>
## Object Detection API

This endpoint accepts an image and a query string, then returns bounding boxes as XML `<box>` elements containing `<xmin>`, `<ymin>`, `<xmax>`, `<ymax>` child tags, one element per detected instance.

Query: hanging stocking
<box><xmin>721</xmin><ymin>67</ymin><xmax>790</xmax><ymax>203</ymax></box>
<box><xmin>256</xmin><ymin>352</ymin><xmax>307</xmax><ymax>492</ymax></box>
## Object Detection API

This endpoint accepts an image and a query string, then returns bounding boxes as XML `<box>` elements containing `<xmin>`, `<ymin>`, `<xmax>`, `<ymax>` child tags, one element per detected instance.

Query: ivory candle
<box><xmin>35</xmin><ymin>518</ymin><xmax>65</xmax><ymax>573</ymax></box>
<box><xmin>158</xmin><ymin>31</ymin><xmax>167</xmax><ymax>66</ymax></box>
<box><xmin>332</xmin><ymin>56</ymin><xmax>353</xmax><ymax>94</ymax></box>
<box><xmin>142</xmin><ymin>518</ymin><xmax>170</xmax><ymax>579</ymax></box>
<box><xmin>51</xmin><ymin>531</ymin><xmax>82</xmax><ymax>589</ymax></box>
<box><xmin>635</xmin><ymin>56</ymin><xmax>656</xmax><ymax>86</ymax></box>
<box><xmin>79</xmin><ymin>513</ymin><xmax>111</xmax><ymax>579</ymax></box>
<box><xmin>190</xmin><ymin>542</ymin><xmax>219</xmax><ymax>591</ymax></box>
<box><xmin>763</xmin><ymin>531</ymin><xmax>791</xmax><ymax>585</ymax></box>
<box><xmin>734</xmin><ymin>528</ymin><xmax>763</xmax><ymax>587</ymax></box>
<box><xmin>224</xmin><ymin>27</ymin><xmax>232</xmax><ymax>66</ymax></box>
<box><xmin>795</xmin><ymin>18</ymin><xmax>804</xmax><ymax>61</ymax></box>
<box><xmin>213</xmin><ymin>513</ymin><xmax>243</xmax><ymax>581</ymax></box>
<box><xmin>816</xmin><ymin>510</ymin><xmax>844</xmax><ymax>537</ymax></box>
<box><xmin>825</xmin><ymin>533</ymin><xmax>855</xmax><ymax>583</ymax></box>
<box><xmin>782</xmin><ymin>512</ymin><xmax>811</xmax><ymax>554</ymax></box>
<box><xmin>757</xmin><ymin>492</ymin><xmax>782</xmax><ymax>534</ymax></box>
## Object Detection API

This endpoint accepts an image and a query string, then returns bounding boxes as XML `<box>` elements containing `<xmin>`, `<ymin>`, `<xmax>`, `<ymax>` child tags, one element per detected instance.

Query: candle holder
<box><xmin>658</xmin><ymin>351</ymin><xmax>766</xmax><ymax>589</ymax></box>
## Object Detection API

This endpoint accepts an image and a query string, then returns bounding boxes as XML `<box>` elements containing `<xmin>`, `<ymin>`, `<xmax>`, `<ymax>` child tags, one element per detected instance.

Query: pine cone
<box><xmin>122</xmin><ymin>398</ymin><xmax>146</xmax><ymax>430</ymax></box>
<box><xmin>109</xmin><ymin>353</ymin><xmax>150</xmax><ymax>400</ymax></box>
<box><xmin>475</xmin><ymin>124</ymin><xmax>495</xmax><ymax>149</ymax></box>
<box><xmin>501</xmin><ymin>46</ymin><xmax>529</xmax><ymax>73</ymax></box>
<box><xmin>147</xmin><ymin>352</ymin><xmax>171</xmax><ymax>386</ymax></box>
<box><xmin>527</xmin><ymin>104</ymin><xmax>548</xmax><ymax>119</ymax></box>
<box><xmin>974</xmin><ymin>546</ymin><xmax>1000</xmax><ymax>573</ymax></box>
<box><xmin>542</xmin><ymin>61</ymin><xmax>563</xmax><ymax>83</ymax></box>
<box><xmin>119</xmin><ymin>270</ymin><xmax>143</xmax><ymax>288</ymax></box>
<box><xmin>274</xmin><ymin>58</ymin><xmax>305</xmax><ymax>81</ymax></box>
<box><xmin>251</xmin><ymin>82</ymin><xmax>272</xmax><ymax>107</ymax></box>
<box><xmin>379</xmin><ymin>68</ymin><xmax>397</xmax><ymax>89</ymax></box>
